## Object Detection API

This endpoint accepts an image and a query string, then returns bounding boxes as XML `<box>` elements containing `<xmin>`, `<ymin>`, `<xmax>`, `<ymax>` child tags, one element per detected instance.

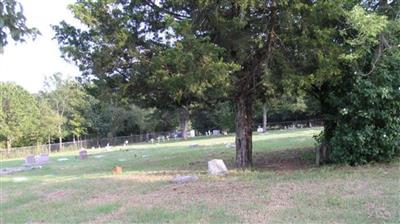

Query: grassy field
<box><xmin>1</xmin><ymin>128</ymin><xmax>399</xmax><ymax>223</ymax></box>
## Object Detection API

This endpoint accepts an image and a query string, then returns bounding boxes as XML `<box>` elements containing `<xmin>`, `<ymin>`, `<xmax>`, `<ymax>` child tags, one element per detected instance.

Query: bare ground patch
<box><xmin>45</xmin><ymin>189</ymin><xmax>75</xmax><ymax>201</ymax></box>
<box><xmin>254</xmin><ymin>147</ymin><xmax>316</xmax><ymax>171</ymax></box>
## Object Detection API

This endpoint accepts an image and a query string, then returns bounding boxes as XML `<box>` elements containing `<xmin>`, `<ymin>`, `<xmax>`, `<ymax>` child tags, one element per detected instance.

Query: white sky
<box><xmin>0</xmin><ymin>0</ymin><xmax>82</xmax><ymax>93</ymax></box>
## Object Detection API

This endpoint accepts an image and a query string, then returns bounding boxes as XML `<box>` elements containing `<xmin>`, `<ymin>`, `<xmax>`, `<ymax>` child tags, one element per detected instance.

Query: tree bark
<box><xmin>179</xmin><ymin>108</ymin><xmax>190</xmax><ymax>140</ymax></box>
<box><xmin>48</xmin><ymin>135</ymin><xmax>51</xmax><ymax>154</ymax></box>
<box><xmin>6</xmin><ymin>137</ymin><xmax>11</xmax><ymax>153</ymax></box>
<box><xmin>262</xmin><ymin>103</ymin><xmax>268</xmax><ymax>133</ymax></box>
<box><xmin>235</xmin><ymin>93</ymin><xmax>253</xmax><ymax>169</ymax></box>
<box><xmin>58</xmin><ymin>125</ymin><xmax>63</xmax><ymax>151</ymax></box>
<box><xmin>59</xmin><ymin>136</ymin><xmax>63</xmax><ymax>151</ymax></box>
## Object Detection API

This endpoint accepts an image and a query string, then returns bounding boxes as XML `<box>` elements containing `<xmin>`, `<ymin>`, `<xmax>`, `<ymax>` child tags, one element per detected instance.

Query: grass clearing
<box><xmin>1</xmin><ymin>128</ymin><xmax>399</xmax><ymax>223</ymax></box>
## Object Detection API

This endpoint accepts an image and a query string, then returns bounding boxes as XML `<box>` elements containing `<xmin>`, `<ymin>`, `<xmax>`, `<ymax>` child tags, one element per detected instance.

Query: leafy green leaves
<box><xmin>0</xmin><ymin>0</ymin><xmax>39</xmax><ymax>49</ymax></box>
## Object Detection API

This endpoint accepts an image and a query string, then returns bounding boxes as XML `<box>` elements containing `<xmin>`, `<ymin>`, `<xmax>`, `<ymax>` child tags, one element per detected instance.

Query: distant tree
<box><xmin>36</xmin><ymin>98</ymin><xmax>62</xmax><ymax>149</ymax></box>
<box><xmin>41</xmin><ymin>73</ymin><xmax>94</xmax><ymax>149</ymax></box>
<box><xmin>0</xmin><ymin>82</ymin><xmax>39</xmax><ymax>150</ymax></box>
<box><xmin>0</xmin><ymin>0</ymin><xmax>39</xmax><ymax>51</ymax></box>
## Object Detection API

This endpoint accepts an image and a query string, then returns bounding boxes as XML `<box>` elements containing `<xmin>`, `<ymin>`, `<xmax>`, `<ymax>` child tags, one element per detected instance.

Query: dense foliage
<box><xmin>0</xmin><ymin>82</ymin><xmax>39</xmax><ymax>149</ymax></box>
<box><xmin>326</xmin><ymin>6</ymin><xmax>400</xmax><ymax>164</ymax></box>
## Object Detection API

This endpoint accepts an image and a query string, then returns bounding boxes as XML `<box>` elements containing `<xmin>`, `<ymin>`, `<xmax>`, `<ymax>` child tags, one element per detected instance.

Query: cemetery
<box><xmin>1</xmin><ymin>0</ymin><xmax>399</xmax><ymax>223</ymax></box>
<box><xmin>1</xmin><ymin>128</ymin><xmax>399</xmax><ymax>223</ymax></box>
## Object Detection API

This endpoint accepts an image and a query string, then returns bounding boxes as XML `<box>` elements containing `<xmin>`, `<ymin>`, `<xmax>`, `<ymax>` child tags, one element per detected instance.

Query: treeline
<box><xmin>0</xmin><ymin>75</ymin><xmax>154</xmax><ymax>149</ymax></box>
<box><xmin>0</xmin><ymin>73</ymin><xmax>317</xmax><ymax>149</ymax></box>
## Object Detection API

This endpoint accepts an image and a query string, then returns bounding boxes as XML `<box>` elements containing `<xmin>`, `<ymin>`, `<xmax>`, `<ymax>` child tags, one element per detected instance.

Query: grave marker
<box><xmin>36</xmin><ymin>154</ymin><xmax>49</xmax><ymax>164</ymax></box>
<box><xmin>79</xmin><ymin>150</ymin><xmax>88</xmax><ymax>160</ymax></box>
<box><xmin>25</xmin><ymin>155</ymin><xmax>36</xmax><ymax>166</ymax></box>
<box><xmin>208</xmin><ymin>159</ymin><xmax>228</xmax><ymax>176</ymax></box>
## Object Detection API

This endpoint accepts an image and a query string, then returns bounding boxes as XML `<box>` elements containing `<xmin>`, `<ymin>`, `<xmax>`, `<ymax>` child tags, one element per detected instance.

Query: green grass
<box><xmin>1</xmin><ymin>128</ymin><xmax>399</xmax><ymax>223</ymax></box>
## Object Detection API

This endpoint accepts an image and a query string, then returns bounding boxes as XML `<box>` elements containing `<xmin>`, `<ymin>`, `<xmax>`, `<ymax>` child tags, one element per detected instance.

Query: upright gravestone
<box><xmin>212</xmin><ymin>130</ymin><xmax>221</xmax><ymax>136</ymax></box>
<box><xmin>208</xmin><ymin>159</ymin><xmax>228</xmax><ymax>176</ymax></box>
<box><xmin>25</xmin><ymin>155</ymin><xmax>36</xmax><ymax>166</ymax></box>
<box><xmin>79</xmin><ymin>150</ymin><xmax>88</xmax><ymax>160</ymax></box>
<box><xmin>36</xmin><ymin>154</ymin><xmax>49</xmax><ymax>164</ymax></box>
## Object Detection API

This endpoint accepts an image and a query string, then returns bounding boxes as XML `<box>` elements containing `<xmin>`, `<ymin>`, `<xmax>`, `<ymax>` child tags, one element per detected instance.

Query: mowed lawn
<box><xmin>1</xmin><ymin>128</ymin><xmax>399</xmax><ymax>223</ymax></box>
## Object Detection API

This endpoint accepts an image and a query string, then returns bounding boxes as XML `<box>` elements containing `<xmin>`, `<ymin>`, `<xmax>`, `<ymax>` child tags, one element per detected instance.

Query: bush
<box><xmin>327</xmin><ymin>51</ymin><xmax>400</xmax><ymax>165</ymax></box>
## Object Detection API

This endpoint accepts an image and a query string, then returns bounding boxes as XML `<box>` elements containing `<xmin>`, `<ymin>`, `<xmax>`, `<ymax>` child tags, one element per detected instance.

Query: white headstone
<box><xmin>208</xmin><ymin>159</ymin><xmax>228</xmax><ymax>176</ymax></box>
<box><xmin>257</xmin><ymin>126</ymin><xmax>264</xmax><ymax>133</ymax></box>
<box><xmin>189</xmin><ymin>130</ymin><xmax>195</xmax><ymax>137</ymax></box>
<box><xmin>212</xmin><ymin>130</ymin><xmax>221</xmax><ymax>136</ymax></box>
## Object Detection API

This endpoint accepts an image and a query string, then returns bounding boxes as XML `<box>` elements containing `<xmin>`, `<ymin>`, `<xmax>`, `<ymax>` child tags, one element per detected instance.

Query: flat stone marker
<box><xmin>57</xmin><ymin>158</ymin><xmax>69</xmax><ymax>161</ymax></box>
<box><xmin>208</xmin><ymin>159</ymin><xmax>228</xmax><ymax>176</ymax></box>
<box><xmin>25</xmin><ymin>155</ymin><xmax>36</xmax><ymax>166</ymax></box>
<box><xmin>94</xmin><ymin>155</ymin><xmax>105</xmax><ymax>159</ymax></box>
<box><xmin>171</xmin><ymin>175</ymin><xmax>198</xmax><ymax>184</ymax></box>
<box><xmin>189</xmin><ymin>143</ymin><xmax>199</xmax><ymax>148</ymax></box>
<box><xmin>79</xmin><ymin>150</ymin><xmax>88</xmax><ymax>160</ymax></box>
<box><xmin>12</xmin><ymin>177</ymin><xmax>28</xmax><ymax>182</ymax></box>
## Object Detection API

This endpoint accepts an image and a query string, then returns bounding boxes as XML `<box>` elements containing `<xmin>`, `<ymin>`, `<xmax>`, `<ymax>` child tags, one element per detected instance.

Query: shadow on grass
<box><xmin>253</xmin><ymin>147</ymin><xmax>317</xmax><ymax>172</ymax></box>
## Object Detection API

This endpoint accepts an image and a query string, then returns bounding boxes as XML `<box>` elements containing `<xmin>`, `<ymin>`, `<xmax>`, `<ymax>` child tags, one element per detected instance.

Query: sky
<box><xmin>0</xmin><ymin>0</ymin><xmax>82</xmax><ymax>93</ymax></box>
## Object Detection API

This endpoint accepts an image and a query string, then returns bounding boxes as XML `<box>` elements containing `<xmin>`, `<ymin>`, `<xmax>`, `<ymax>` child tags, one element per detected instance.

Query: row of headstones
<box><xmin>256</xmin><ymin>123</ymin><xmax>313</xmax><ymax>133</ymax></box>
<box><xmin>25</xmin><ymin>150</ymin><xmax>89</xmax><ymax>165</ymax></box>
<box><xmin>205</xmin><ymin>130</ymin><xmax>228</xmax><ymax>136</ymax></box>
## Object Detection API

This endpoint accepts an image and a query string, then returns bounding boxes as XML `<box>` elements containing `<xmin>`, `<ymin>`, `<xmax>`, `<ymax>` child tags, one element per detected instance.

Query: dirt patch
<box><xmin>254</xmin><ymin>148</ymin><xmax>316</xmax><ymax>171</ymax></box>
<box><xmin>45</xmin><ymin>190</ymin><xmax>74</xmax><ymax>201</ymax></box>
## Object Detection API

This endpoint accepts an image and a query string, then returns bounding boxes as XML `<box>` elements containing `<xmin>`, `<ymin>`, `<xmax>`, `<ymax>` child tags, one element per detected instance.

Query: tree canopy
<box><xmin>0</xmin><ymin>0</ymin><xmax>39</xmax><ymax>51</ymax></box>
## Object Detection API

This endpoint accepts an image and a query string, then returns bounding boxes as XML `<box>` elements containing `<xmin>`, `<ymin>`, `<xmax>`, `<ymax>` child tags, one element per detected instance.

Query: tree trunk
<box><xmin>6</xmin><ymin>137</ymin><xmax>12</xmax><ymax>154</ymax></box>
<box><xmin>235</xmin><ymin>93</ymin><xmax>253</xmax><ymax>169</ymax></box>
<box><xmin>179</xmin><ymin>108</ymin><xmax>190</xmax><ymax>140</ymax></box>
<box><xmin>48</xmin><ymin>135</ymin><xmax>51</xmax><ymax>154</ymax></box>
<box><xmin>59</xmin><ymin>136</ymin><xmax>63</xmax><ymax>151</ymax></box>
<box><xmin>262</xmin><ymin>103</ymin><xmax>268</xmax><ymax>133</ymax></box>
